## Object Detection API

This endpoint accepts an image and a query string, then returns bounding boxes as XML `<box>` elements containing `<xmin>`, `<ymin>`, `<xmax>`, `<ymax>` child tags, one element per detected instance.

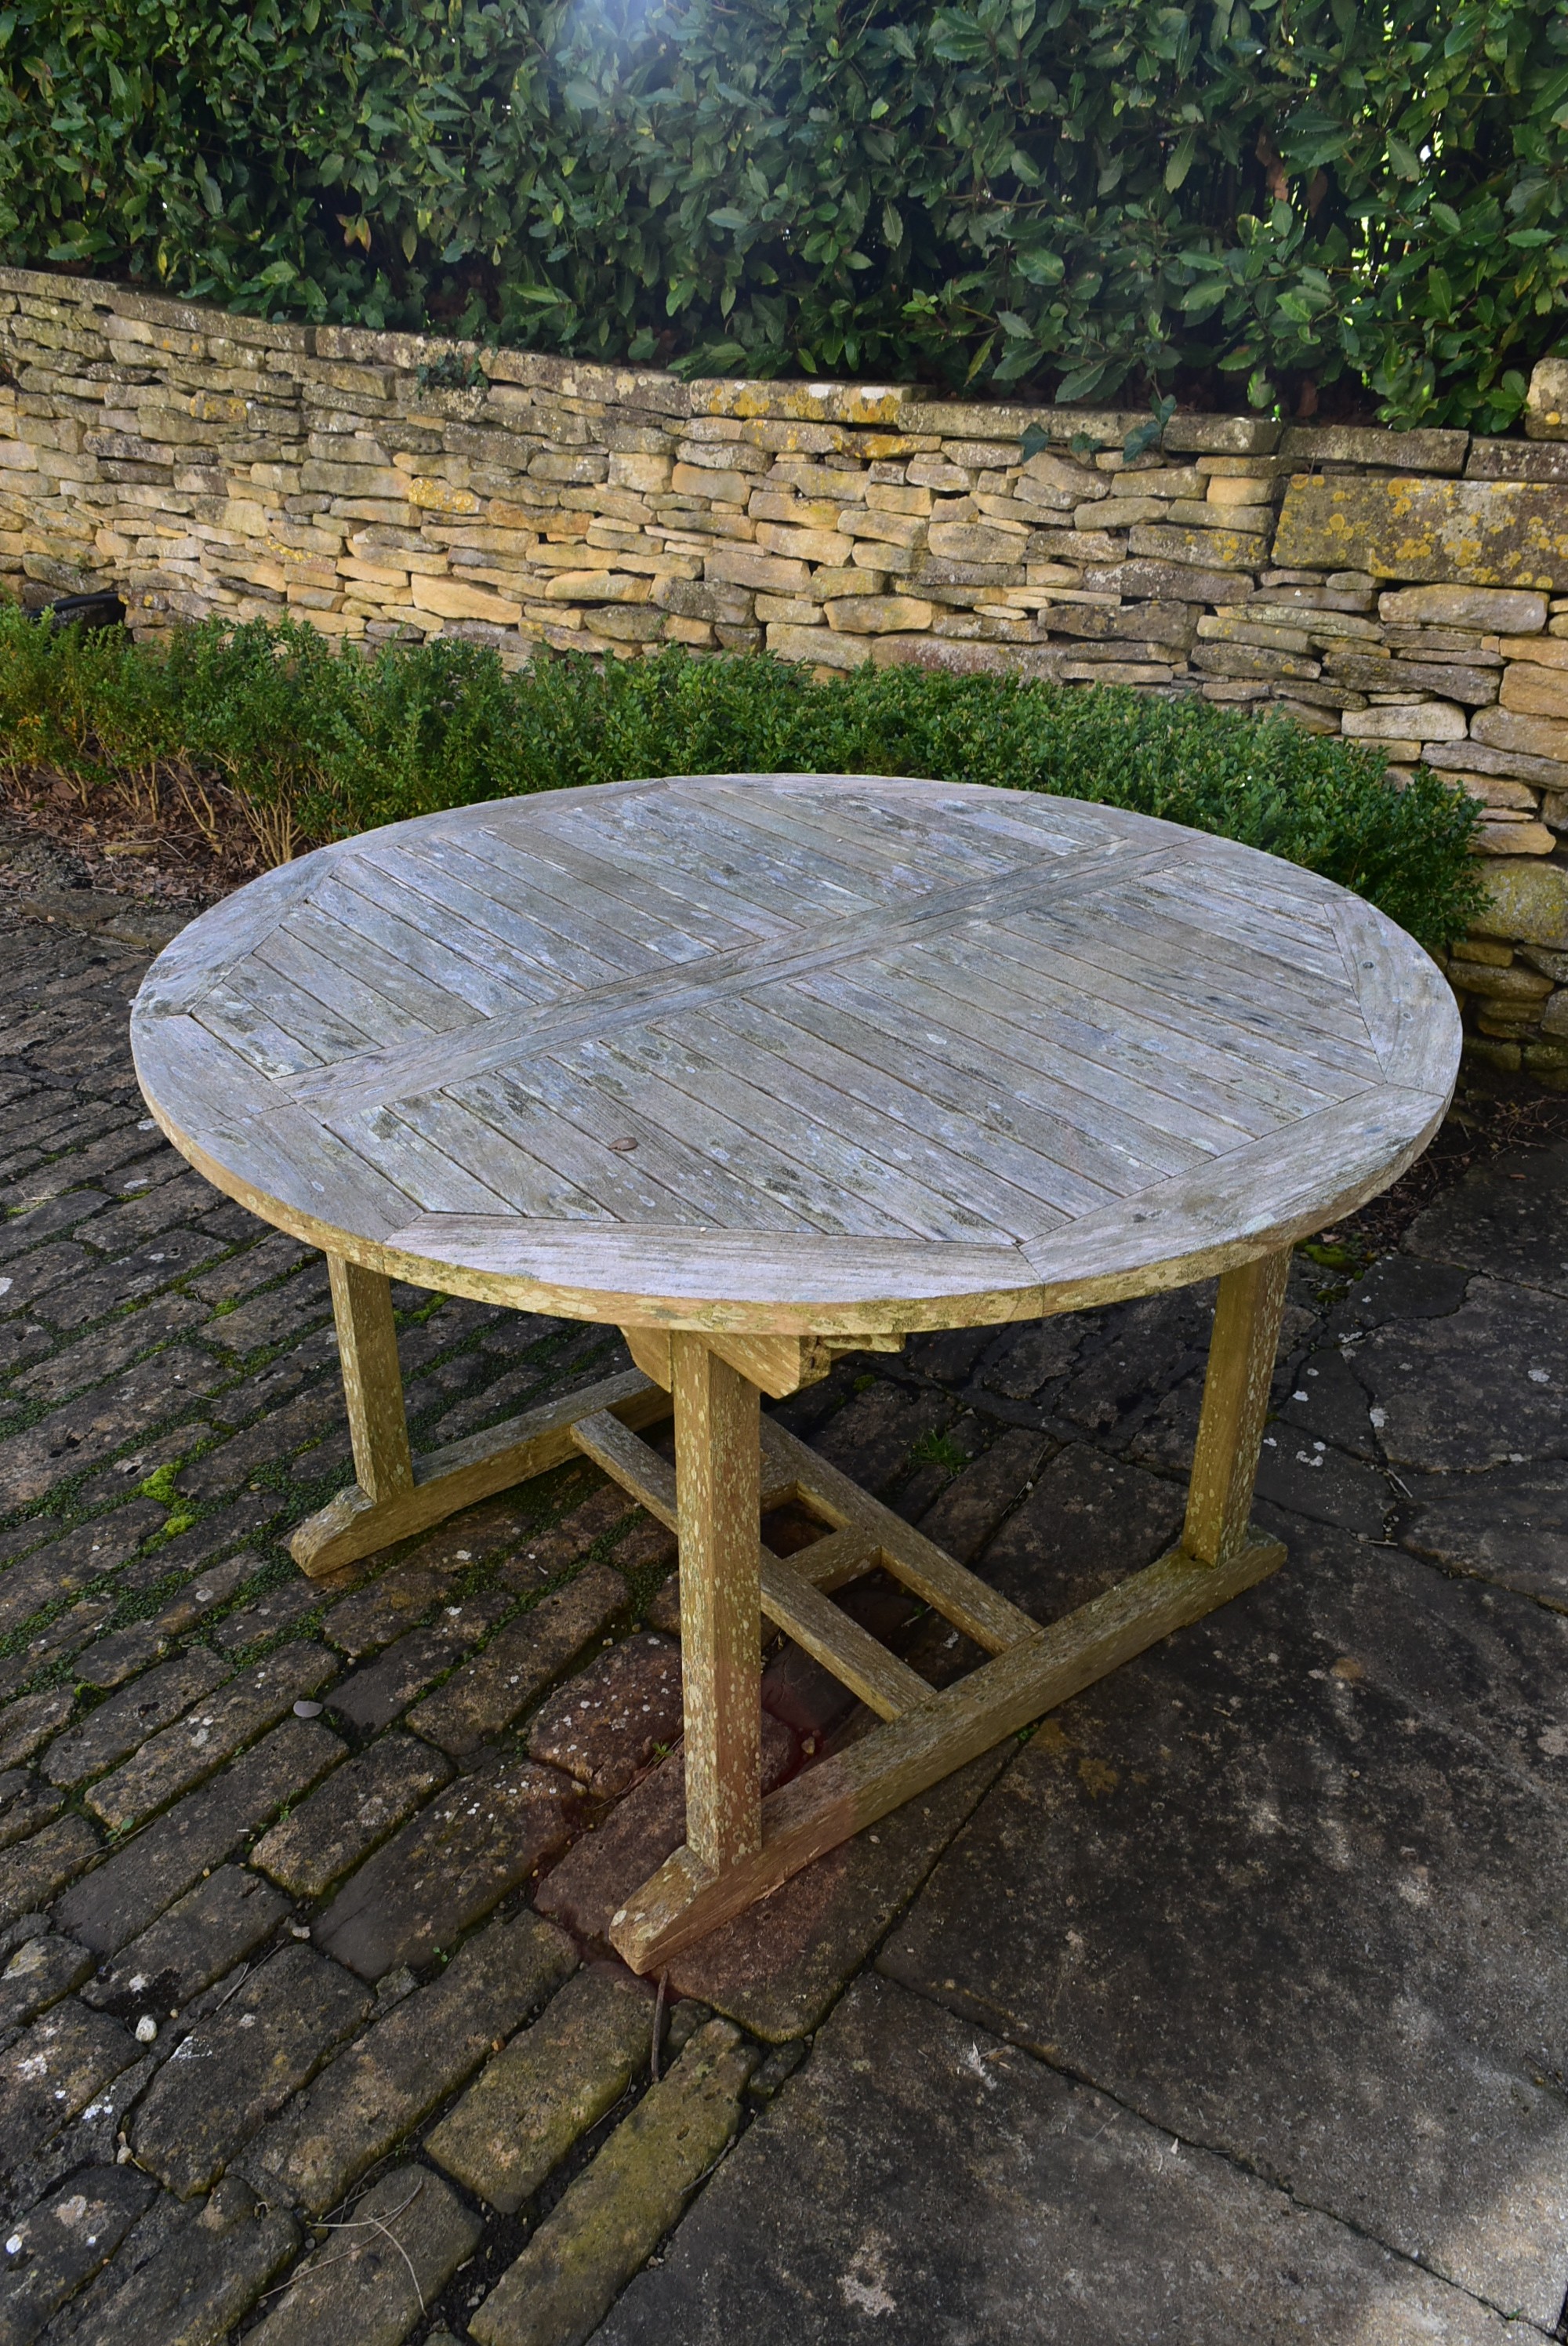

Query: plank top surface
<box><xmin>131</xmin><ymin>774</ymin><xmax>1461</xmax><ymax>1335</ymax></box>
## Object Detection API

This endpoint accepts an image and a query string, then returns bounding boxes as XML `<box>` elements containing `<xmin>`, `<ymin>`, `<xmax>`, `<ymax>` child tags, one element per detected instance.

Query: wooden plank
<box><xmin>391</xmin><ymin>1082</ymin><xmax>685</xmax><ymax>1225</ymax></box>
<box><xmin>373</xmin><ymin>1214</ymin><xmax>1030</xmax><ymax>1330</ymax></box>
<box><xmin>253</xmin><ymin>923</ymin><xmax>443</xmax><ymax>1050</ymax></box>
<box><xmin>670</xmin><ymin>1335</ymin><xmax>762</xmax><ymax>1870</ymax></box>
<box><xmin>303</xmin><ymin>875</ymin><xmax>535</xmax><ymax>1022</ymax></box>
<box><xmin>457</xmin><ymin>1059</ymin><xmax>817</xmax><ymax>1235</ymax></box>
<box><xmin>329</xmin><ymin>848</ymin><xmax>565</xmax><ymax>1006</ymax></box>
<box><xmin>786</xmin><ymin>965</ymin><xmax>1289</xmax><ymax>1159</ymax></box>
<box><xmin>1018</xmin><ymin>1088</ymin><xmax>1449</xmax><ymax>1312</ymax></box>
<box><xmin>609</xmin><ymin>1526</ymin><xmax>1287</xmax><ymax>1970</ymax></box>
<box><xmin>568</xmin><ymin>1407</ymin><xmax>909</xmax><ymax>1709</ymax></box>
<box><xmin>1182</xmin><ymin>1248</ymin><xmax>1290</xmax><ymax>1567</ymax></box>
<box><xmin>572</xmin><ymin>1409</ymin><xmax>680</xmax><ymax>1530</ymax></box>
<box><xmin>826</xmin><ymin>954</ymin><xmax>1210</xmax><ymax>1191</ymax></box>
<box><xmin>757</xmin><ymin>1553</ymin><xmax>932</xmax><ymax>1720</ymax></box>
<box><xmin>274</xmin><ymin>833</ymin><xmax>1189</xmax><ymax>1117</ymax></box>
<box><xmin>563</xmin><ymin>1029</ymin><xmax>941</xmax><ymax>1240</ymax></box>
<box><xmin>274</xmin><ymin>904</ymin><xmax>485</xmax><ymax>1037</ymax></box>
<box><xmin>326</xmin><ymin>1255</ymin><xmax>412</xmax><ymax>1503</ymax></box>
<box><xmin>761</xmin><ymin>1417</ymin><xmax>1041</xmax><ymax>1654</ymax></box>
<box><xmin>1324</xmin><ymin>893</ymin><xmax>1463</xmax><ymax>1096</ymax></box>
<box><xmin>290</xmin><ymin>1367</ymin><xmax>673</xmax><ymax>1577</ymax></box>
<box><xmin>596</xmin><ymin>1017</ymin><xmax>1021</xmax><ymax>1247</ymax></box>
<box><xmin>133</xmin><ymin>850</ymin><xmax>330</xmax><ymax>1015</ymax></box>
<box><xmin>670</xmin><ymin>1000</ymin><xmax>1065</xmax><ymax>1241</ymax></box>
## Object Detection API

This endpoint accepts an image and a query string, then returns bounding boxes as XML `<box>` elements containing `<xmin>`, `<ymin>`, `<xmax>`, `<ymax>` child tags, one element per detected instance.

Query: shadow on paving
<box><xmin>0</xmin><ymin>898</ymin><xmax>1566</xmax><ymax>2345</ymax></box>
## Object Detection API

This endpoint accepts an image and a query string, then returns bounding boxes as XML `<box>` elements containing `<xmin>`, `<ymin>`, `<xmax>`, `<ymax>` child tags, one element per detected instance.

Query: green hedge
<box><xmin>0</xmin><ymin>611</ymin><xmax>1483</xmax><ymax>950</ymax></box>
<box><xmin>2</xmin><ymin>0</ymin><xmax>1566</xmax><ymax>429</ymax></box>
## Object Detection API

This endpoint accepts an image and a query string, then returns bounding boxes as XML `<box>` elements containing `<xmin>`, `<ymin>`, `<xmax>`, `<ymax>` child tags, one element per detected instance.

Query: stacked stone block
<box><xmin>3</xmin><ymin>267</ymin><xmax>1568</xmax><ymax>1077</ymax></box>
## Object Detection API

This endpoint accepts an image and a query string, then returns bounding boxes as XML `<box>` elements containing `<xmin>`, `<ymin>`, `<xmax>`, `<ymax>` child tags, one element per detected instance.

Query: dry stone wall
<box><xmin>3</xmin><ymin>265</ymin><xmax>1568</xmax><ymax>1084</ymax></box>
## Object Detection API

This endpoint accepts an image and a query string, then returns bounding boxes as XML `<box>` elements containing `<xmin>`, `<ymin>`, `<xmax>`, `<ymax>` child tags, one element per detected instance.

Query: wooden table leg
<box><xmin>669</xmin><ymin>1333</ymin><xmax>763</xmax><ymax>1871</ymax></box>
<box><xmin>1182</xmin><ymin>1247</ymin><xmax>1291</xmax><ymax>1566</ymax></box>
<box><xmin>290</xmin><ymin>1270</ymin><xmax>672</xmax><ymax>1578</ymax></box>
<box><xmin>328</xmin><ymin>1256</ymin><xmax>414</xmax><ymax>1506</ymax></box>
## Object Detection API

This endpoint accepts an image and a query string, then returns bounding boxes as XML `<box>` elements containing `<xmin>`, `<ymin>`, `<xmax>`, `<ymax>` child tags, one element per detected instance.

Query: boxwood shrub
<box><xmin>0</xmin><ymin>608</ymin><xmax>1483</xmax><ymax>953</ymax></box>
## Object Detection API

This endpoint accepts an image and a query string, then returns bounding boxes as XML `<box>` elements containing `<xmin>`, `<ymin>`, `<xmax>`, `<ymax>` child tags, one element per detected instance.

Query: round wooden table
<box><xmin>132</xmin><ymin>773</ymin><xmax>1460</xmax><ymax>1968</ymax></box>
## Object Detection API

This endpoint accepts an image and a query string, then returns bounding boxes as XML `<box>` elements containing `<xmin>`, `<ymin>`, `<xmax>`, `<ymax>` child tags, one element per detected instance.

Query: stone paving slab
<box><xmin>596</xmin><ymin>1976</ymin><xmax>1525</xmax><ymax>2346</ymax></box>
<box><xmin>880</xmin><ymin>1528</ymin><xmax>1568</xmax><ymax>2326</ymax></box>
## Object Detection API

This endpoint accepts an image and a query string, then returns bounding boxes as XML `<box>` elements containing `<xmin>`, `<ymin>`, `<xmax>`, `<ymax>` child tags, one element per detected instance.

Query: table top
<box><xmin>131</xmin><ymin>773</ymin><xmax>1460</xmax><ymax>1338</ymax></box>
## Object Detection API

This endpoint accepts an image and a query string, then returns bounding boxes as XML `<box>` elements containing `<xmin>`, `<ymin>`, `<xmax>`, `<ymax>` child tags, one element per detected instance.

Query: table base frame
<box><xmin>292</xmin><ymin>1247</ymin><xmax>1291</xmax><ymax>1974</ymax></box>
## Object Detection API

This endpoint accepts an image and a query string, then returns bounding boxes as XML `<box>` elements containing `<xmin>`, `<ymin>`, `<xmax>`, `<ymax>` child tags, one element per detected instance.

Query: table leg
<box><xmin>290</xmin><ymin>1272</ymin><xmax>672</xmax><ymax>1578</ymax></box>
<box><xmin>1182</xmin><ymin>1247</ymin><xmax>1291</xmax><ymax>1566</ymax></box>
<box><xmin>670</xmin><ymin>1333</ymin><xmax>763</xmax><ymax>1870</ymax></box>
<box><xmin>327</xmin><ymin>1256</ymin><xmax>414</xmax><ymax>1505</ymax></box>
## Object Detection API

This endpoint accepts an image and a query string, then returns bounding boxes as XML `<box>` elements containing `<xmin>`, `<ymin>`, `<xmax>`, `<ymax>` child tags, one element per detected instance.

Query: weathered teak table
<box><xmin>131</xmin><ymin>773</ymin><xmax>1460</xmax><ymax>1970</ymax></box>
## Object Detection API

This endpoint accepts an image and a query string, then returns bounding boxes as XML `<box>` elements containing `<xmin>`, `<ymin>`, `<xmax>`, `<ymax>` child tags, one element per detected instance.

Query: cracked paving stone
<box><xmin>974</xmin><ymin>1443</ymin><xmax>1185</xmax><ymax>1619</ymax></box>
<box><xmin>407</xmin><ymin>1563</ymin><xmax>628</xmax><ymax>1758</ymax></box>
<box><xmin>327</xmin><ymin>1596</ymin><xmax>511</xmax><ymax>1732</ymax></box>
<box><xmin>0</xmin><ymin>1342</ymin><xmax>227</xmax><ymax>1508</ymax></box>
<box><xmin>0</xmin><ymin>1818</ymin><xmax>100</xmax><ymax>1933</ymax></box>
<box><xmin>245</xmin><ymin>1910</ymin><xmax>577</xmax><ymax>2215</ymax></box>
<box><xmin>56</xmin><ymin>2171</ymin><xmax>301</xmax><ymax>2346</ymax></box>
<box><xmin>56</xmin><ymin>1718</ymin><xmax>343</xmax><ymax>1956</ymax></box>
<box><xmin>470</xmin><ymin>2018</ymin><xmax>757</xmax><ymax>2346</ymax></box>
<box><xmin>526</xmin><ymin>1632</ymin><xmax>682</xmax><ymax>1796</ymax></box>
<box><xmin>880</xmin><ymin>1549</ymin><xmax>1568</xmax><ymax>2326</ymax></box>
<box><xmin>1403</xmin><ymin>1141</ymin><xmax>1568</xmax><ymax>1302</ymax></box>
<box><xmin>426</xmin><ymin>1966</ymin><xmax>654</xmax><ymax>2214</ymax></box>
<box><xmin>536</xmin><ymin>1714</ymin><xmax>797</xmax><ymax>1955</ymax></box>
<box><xmin>82</xmin><ymin>1864</ymin><xmax>291</xmax><ymax>2018</ymax></box>
<box><xmin>85</xmin><ymin>1644</ymin><xmax>336</xmax><ymax>1829</ymax></box>
<box><xmin>1054</xmin><ymin>1286</ymin><xmax>1218</xmax><ymax>1436</ymax></box>
<box><xmin>314</xmin><ymin>1760</ymin><xmax>586</xmax><ymax>1980</ymax></box>
<box><xmin>1400</xmin><ymin>1458</ymin><xmax>1568</xmax><ymax>1611</ymax></box>
<box><xmin>246</xmin><ymin>2163</ymin><xmax>481</xmax><ymax>2346</ymax></box>
<box><xmin>0</xmin><ymin>2000</ymin><xmax>139</xmax><ymax>2177</ymax></box>
<box><xmin>1257</xmin><ymin>1519</ymin><xmax>1568</xmax><ymax>1807</ymax></box>
<box><xmin>1355</xmin><ymin>1275</ymin><xmax>1568</xmax><ymax>1472</ymax></box>
<box><xmin>0</xmin><ymin>1935</ymin><xmax>94</xmax><ymax>2032</ymax></box>
<box><xmin>44</xmin><ymin>1649</ymin><xmax>230</xmax><ymax>1787</ymax></box>
<box><xmin>0</xmin><ymin>2161</ymin><xmax>157</xmax><ymax>2346</ymax></box>
<box><xmin>0</xmin><ymin>1506</ymin><xmax>164</xmax><ymax>1637</ymax></box>
<box><xmin>1252</xmin><ymin>1434</ymin><xmax>1392</xmax><ymax>1538</ymax></box>
<box><xmin>0</xmin><ymin>1783</ymin><xmax>64</xmax><ymax>1854</ymax></box>
<box><xmin>0</xmin><ymin>1692</ymin><xmax>76</xmax><ymax>1771</ymax></box>
<box><xmin>1273</xmin><ymin>1343</ymin><xmax>1386</xmax><ymax>1461</ymax></box>
<box><xmin>251</xmin><ymin>1732</ymin><xmax>452</xmax><ymax>1900</ymax></box>
<box><xmin>594</xmin><ymin>1975</ymin><xmax>1518</xmax><ymax>2346</ymax></box>
<box><xmin>129</xmin><ymin>1940</ymin><xmax>371</xmax><ymax>2199</ymax></box>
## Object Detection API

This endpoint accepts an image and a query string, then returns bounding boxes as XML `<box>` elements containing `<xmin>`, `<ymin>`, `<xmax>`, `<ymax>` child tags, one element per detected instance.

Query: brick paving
<box><xmin>0</xmin><ymin>892</ymin><xmax>1566</xmax><ymax>2343</ymax></box>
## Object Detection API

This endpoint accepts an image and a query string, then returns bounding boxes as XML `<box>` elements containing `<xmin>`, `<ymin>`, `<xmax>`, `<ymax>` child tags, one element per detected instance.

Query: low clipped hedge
<box><xmin>0</xmin><ymin>608</ymin><xmax>1483</xmax><ymax>953</ymax></box>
